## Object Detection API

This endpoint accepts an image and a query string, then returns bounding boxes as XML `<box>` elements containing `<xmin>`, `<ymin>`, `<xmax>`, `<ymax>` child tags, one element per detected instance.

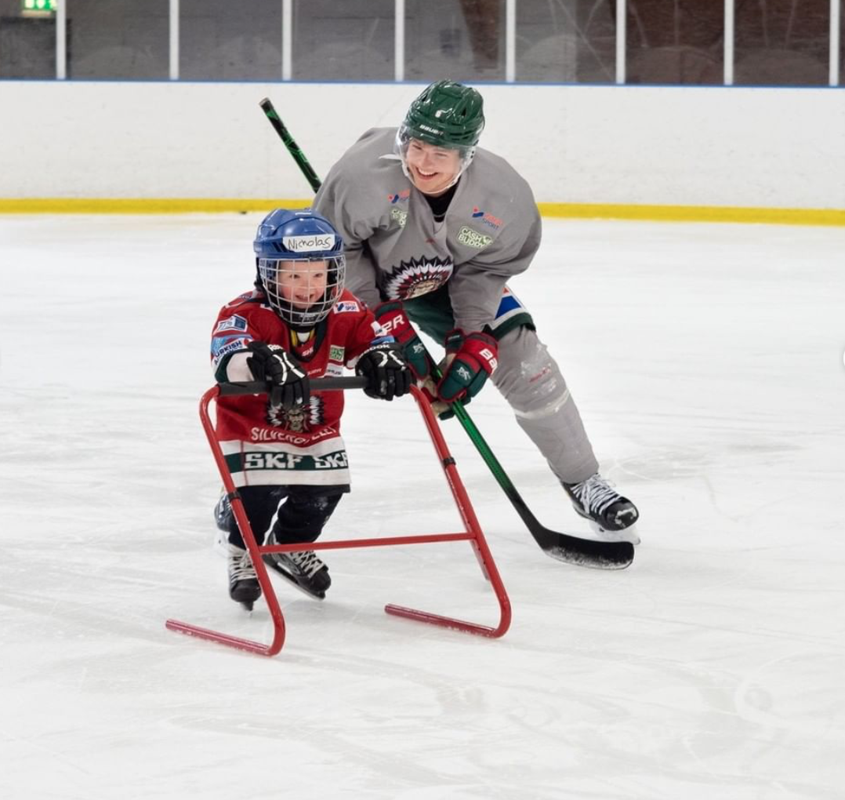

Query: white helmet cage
<box><xmin>258</xmin><ymin>256</ymin><xmax>345</xmax><ymax>327</ymax></box>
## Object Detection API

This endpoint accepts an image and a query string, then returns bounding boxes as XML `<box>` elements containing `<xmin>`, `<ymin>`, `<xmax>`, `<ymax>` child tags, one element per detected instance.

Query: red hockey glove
<box><xmin>373</xmin><ymin>301</ymin><xmax>434</xmax><ymax>381</ymax></box>
<box><xmin>436</xmin><ymin>329</ymin><xmax>498</xmax><ymax>405</ymax></box>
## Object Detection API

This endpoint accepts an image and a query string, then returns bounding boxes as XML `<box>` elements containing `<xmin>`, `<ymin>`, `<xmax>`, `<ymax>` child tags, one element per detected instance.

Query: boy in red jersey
<box><xmin>211</xmin><ymin>209</ymin><xmax>410</xmax><ymax>607</ymax></box>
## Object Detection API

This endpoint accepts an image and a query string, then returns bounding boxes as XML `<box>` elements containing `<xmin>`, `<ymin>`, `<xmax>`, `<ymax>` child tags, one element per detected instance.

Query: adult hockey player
<box><xmin>211</xmin><ymin>209</ymin><xmax>410</xmax><ymax>608</ymax></box>
<box><xmin>313</xmin><ymin>80</ymin><xmax>639</xmax><ymax>544</ymax></box>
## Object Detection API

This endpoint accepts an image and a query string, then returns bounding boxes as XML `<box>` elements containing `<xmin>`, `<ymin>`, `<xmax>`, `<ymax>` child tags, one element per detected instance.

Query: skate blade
<box><xmin>587</xmin><ymin>521</ymin><xmax>641</xmax><ymax>545</ymax></box>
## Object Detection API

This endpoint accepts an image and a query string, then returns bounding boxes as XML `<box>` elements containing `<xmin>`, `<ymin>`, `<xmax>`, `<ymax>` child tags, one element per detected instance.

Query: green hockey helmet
<box><xmin>396</xmin><ymin>81</ymin><xmax>485</xmax><ymax>193</ymax></box>
<box><xmin>401</xmin><ymin>80</ymin><xmax>485</xmax><ymax>149</ymax></box>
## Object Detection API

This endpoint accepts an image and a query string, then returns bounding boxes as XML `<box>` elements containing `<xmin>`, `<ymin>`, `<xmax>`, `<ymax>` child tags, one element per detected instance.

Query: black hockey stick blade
<box><xmin>526</xmin><ymin>519</ymin><xmax>634</xmax><ymax>570</ymax></box>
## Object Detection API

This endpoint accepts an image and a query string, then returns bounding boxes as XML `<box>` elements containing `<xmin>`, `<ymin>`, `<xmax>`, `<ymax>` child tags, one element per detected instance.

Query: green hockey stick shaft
<box><xmin>259</xmin><ymin>98</ymin><xmax>322</xmax><ymax>194</ymax></box>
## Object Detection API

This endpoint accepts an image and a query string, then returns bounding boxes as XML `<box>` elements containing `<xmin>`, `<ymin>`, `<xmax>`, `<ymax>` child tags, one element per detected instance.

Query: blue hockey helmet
<box><xmin>253</xmin><ymin>208</ymin><xmax>346</xmax><ymax>327</ymax></box>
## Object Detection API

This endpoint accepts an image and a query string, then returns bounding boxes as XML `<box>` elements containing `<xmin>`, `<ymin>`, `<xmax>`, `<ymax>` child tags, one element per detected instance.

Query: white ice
<box><xmin>1</xmin><ymin>215</ymin><xmax>844</xmax><ymax>800</ymax></box>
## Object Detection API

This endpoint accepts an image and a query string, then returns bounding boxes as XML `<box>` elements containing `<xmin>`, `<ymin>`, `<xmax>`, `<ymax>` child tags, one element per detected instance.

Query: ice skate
<box><xmin>263</xmin><ymin>533</ymin><xmax>331</xmax><ymax>600</ymax></box>
<box><xmin>227</xmin><ymin>544</ymin><xmax>261</xmax><ymax>611</ymax></box>
<box><xmin>213</xmin><ymin>493</ymin><xmax>233</xmax><ymax>555</ymax></box>
<box><xmin>563</xmin><ymin>473</ymin><xmax>640</xmax><ymax>544</ymax></box>
<box><xmin>214</xmin><ymin>491</ymin><xmax>232</xmax><ymax>532</ymax></box>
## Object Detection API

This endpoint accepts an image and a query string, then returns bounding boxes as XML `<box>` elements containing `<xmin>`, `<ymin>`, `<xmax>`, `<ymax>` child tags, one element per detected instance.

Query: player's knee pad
<box><xmin>492</xmin><ymin>327</ymin><xmax>571</xmax><ymax>417</ymax></box>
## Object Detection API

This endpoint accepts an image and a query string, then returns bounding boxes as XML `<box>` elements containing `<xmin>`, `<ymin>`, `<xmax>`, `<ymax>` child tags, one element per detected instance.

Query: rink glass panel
<box><xmin>404</xmin><ymin>0</ymin><xmax>507</xmax><ymax>82</ymax></box>
<box><xmin>624</xmin><ymin>0</ymin><xmax>724</xmax><ymax>85</ymax></box>
<box><xmin>180</xmin><ymin>0</ymin><xmax>281</xmax><ymax>81</ymax></box>
<box><xmin>291</xmin><ymin>0</ymin><xmax>393</xmax><ymax>81</ymax></box>
<box><xmin>0</xmin><ymin>0</ymin><xmax>841</xmax><ymax>86</ymax></box>
<box><xmin>67</xmin><ymin>0</ymin><xmax>169</xmax><ymax>80</ymax></box>
<box><xmin>0</xmin><ymin>0</ymin><xmax>53</xmax><ymax>77</ymax></box>
<box><xmin>734</xmin><ymin>0</ymin><xmax>831</xmax><ymax>85</ymax></box>
<box><xmin>516</xmin><ymin>0</ymin><xmax>616</xmax><ymax>84</ymax></box>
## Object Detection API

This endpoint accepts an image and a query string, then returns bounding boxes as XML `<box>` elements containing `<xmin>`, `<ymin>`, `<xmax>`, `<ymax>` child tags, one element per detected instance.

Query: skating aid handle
<box><xmin>216</xmin><ymin>377</ymin><xmax>369</xmax><ymax>396</ymax></box>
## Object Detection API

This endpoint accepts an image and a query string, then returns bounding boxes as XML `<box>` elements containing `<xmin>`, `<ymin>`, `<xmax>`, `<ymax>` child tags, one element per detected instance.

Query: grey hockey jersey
<box><xmin>313</xmin><ymin>127</ymin><xmax>542</xmax><ymax>332</ymax></box>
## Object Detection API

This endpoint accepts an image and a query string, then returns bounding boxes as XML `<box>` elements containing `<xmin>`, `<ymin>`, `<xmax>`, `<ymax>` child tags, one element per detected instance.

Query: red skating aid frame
<box><xmin>166</xmin><ymin>382</ymin><xmax>512</xmax><ymax>656</ymax></box>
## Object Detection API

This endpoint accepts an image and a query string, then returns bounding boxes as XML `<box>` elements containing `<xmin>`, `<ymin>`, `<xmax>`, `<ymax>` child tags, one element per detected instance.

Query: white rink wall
<box><xmin>1</xmin><ymin>81</ymin><xmax>844</xmax><ymax>209</ymax></box>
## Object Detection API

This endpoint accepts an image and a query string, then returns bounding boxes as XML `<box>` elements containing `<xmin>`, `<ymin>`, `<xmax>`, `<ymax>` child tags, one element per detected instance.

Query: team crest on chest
<box><xmin>266</xmin><ymin>395</ymin><xmax>325</xmax><ymax>431</ymax></box>
<box><xmin>383</xmin><ymin>257</ymin><xmax>454</xmax><ymax>300</ymax></box>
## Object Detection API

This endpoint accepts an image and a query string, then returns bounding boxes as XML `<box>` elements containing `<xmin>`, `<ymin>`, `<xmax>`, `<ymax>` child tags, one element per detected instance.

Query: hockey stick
<box><xmin>259</xmin><ymin>98</ymin><xmax>322</xmax><ymax>194</ymax></box>
<box><xmin>258</xmin><ymin>98</ymin><xmax>634</xmax><ymax>569</ymax></box>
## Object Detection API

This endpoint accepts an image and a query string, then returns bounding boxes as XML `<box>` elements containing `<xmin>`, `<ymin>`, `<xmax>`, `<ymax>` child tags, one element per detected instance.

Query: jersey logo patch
<box><xmin>329</xmin><ymin>345</ymin><xmax>345</xmax><ymax>362</ymax></box>
<box><xmin>388</xmin><ymin>190</ymin><xmax>410</xmax><ymax>204</ymax></box>
<box><xmin>457</xmin><ymin>226</ymin><xmax>493</xmax><ymax>250</ymax></box>
<box><xmin>383</xmin><ymin>257</ymin><xmax>454</xmax><ymax>301</ymax></box>
<box><xmin>214</xmin><ymin>314</ymin><xmax>248</xmax><ymax>333</ymax></box>
<box><xmin>390</xmin><ymin>207</ymin><xmax>408</xmax><ymax>228</ymax></box>
<box><xmin>471</xmin><ymin>207</ymin><xmax>503</xmax><ymax>230</ymax></box>
<box><xmin>335</xmin><ymin>301</ymin><xmax>360</xmax><ymax>313</ymax></box>
<box><xmin>266</xmin><ymin>395</ymin><xmax>325</xmax><ymax>432</ymax></box>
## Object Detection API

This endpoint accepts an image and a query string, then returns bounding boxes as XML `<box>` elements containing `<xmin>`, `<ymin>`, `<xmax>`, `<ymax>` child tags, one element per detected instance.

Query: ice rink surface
<box><xmin>1</xmin><ymin>214</ymin><xmax>844</xmax><ymax>799</ymax></box>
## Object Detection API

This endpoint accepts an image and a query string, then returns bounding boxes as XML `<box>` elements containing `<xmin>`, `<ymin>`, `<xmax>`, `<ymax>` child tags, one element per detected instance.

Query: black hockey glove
<box><xmin>246</xmin><ymin>341</ymin><xmax>310</xmax><ymax>409</ymax></box>
<box><xmin>355</xmin><ymin>342</ymin><xmax>412</xmax><ymax>401</ymax></box>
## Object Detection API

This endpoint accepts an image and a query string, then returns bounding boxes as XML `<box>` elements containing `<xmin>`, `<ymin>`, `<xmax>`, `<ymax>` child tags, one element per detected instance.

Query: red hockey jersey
<box><xmin>211</xmin><ymin>289</ymin><xmax>384</xmax><ymax>489</ymax></box>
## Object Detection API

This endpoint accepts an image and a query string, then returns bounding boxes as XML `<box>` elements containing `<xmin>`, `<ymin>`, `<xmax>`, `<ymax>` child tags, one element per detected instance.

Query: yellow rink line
<box><xmin>0</xmin><ymin>198</ymin><xmax>843</xmax><ymax>226</ymax></box>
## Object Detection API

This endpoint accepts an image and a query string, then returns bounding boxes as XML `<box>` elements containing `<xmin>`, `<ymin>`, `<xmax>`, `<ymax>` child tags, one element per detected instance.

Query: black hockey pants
<box><xmin>225</xmin><ymin>486</ymin><xmax>344</xmax><ymax>549</ymax></box>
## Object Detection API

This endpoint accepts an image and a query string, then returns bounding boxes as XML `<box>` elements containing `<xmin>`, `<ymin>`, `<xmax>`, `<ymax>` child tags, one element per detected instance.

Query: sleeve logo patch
<box><xmin>335</xmin><ymin>301</ymin><xmax>360</xmax><ymax>313</ymax></box>
<box><xmin>329</xmin><ymin>345</ymin><xmax>345</xmax><ymax>362</ymax></box>
<box><xmin>214</xmin><ymin>314</ymin><xmax>248</xmax><ymax>333</ymax></box>
<box><xmin>457</xmin><ymin>226</ymin><xmax>493</xmax><ymax>250</ymax></box>
<box><xmin>211</xmin><ymin>337</ymin><xmax>251</xmax><ymax>360</ymax></box>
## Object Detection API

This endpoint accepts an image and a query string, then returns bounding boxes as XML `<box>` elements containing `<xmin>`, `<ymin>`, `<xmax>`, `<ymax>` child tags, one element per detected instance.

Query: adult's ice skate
<box><xmin>563</xmin><ymin>473</ymin><xmax>640</xmax><ymax>544</ymax></box>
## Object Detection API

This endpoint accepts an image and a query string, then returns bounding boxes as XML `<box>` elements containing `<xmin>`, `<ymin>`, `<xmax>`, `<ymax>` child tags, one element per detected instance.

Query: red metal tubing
<box><xmin>407</xmin><ymin>386</ymin><xmax>512</xmax><ymax>638</ymax></box>
<box><xmin>165</xmin><ymin>386</ymin><xmax>286</xmax><ymax>656</ymax></box>
<box><xmin>165</xmin><ymin>383</ymin><xmax>512</xmax><ymax>657</ymax></box>
<box><xmin>261</xmin><ymin>533</ymin><xmax>473</xmax><ymax>553</ymax></box>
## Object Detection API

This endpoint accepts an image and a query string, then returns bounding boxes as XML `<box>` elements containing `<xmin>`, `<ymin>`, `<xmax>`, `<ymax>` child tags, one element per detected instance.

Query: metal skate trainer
<box><xmin>166</xmin><ymin>379</ymin><xmax>512</xmax><ymax>657</ymax></box>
